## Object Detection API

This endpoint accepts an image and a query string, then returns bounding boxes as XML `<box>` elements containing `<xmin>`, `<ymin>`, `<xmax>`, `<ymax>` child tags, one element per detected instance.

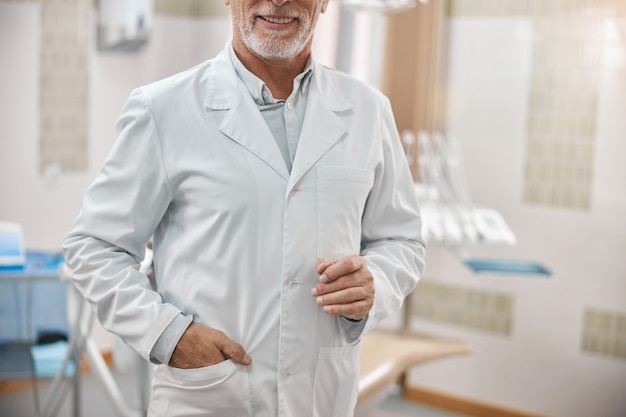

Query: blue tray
<box><xmin>464</xmin><ymin>258</ymin><xmax>551</xmax><ymax>277</ymax></box>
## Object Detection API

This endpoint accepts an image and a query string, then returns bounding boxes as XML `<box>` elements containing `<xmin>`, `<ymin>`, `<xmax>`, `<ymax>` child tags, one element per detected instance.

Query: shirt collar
<box><xmin>229</xmin><ymin>42</ymin><xmax>314</xmax><ymax>106</ymax></box>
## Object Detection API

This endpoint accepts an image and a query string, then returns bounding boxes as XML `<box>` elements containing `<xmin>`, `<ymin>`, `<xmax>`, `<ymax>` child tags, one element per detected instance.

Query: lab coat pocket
<box><xmin>148</xmin><ymin>360</ymin><xmax>251</xmax><ymax>417</ymax></box>
<box><xmin>317</xmin><ymin>167</ymin><xmax>375</xmax><ymax>258</ymax></box>
<box><xmin>312</xmin><ymin>345</ymin><xmax>361</xmax><ymax>417</ymax></box>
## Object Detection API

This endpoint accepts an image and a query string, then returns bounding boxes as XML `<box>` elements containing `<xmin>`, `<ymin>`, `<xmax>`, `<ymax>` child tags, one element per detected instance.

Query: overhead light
<box><xmin>338</xmin><ymin>0</ymin><xmax>423</xmax><ymax>13</ymax></box>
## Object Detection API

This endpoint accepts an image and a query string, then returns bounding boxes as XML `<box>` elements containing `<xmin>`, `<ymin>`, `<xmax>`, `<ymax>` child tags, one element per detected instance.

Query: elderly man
<box><xmin>63</xmin><ymin>0</ymin><xmax>426</xmax><ymax>416</ymax></box>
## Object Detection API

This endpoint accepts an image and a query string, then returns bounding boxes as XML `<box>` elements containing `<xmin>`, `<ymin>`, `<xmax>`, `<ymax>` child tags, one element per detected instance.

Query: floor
<box><xmin>0</xmin><ymin>367</ymin><xmax>471</xmax><ymax>417</ymax></box>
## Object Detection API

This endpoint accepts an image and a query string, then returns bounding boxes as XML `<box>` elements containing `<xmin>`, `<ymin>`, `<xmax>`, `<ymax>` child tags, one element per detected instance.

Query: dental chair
<box><xmin>411</xmin><ymin>130</ymin><xmax>517</xmax><ymax>248</ymax></box>
<box><xmin>410</xmin><ymin>131</ymin><xmax>552</xmax><ymax>276</ymax></box>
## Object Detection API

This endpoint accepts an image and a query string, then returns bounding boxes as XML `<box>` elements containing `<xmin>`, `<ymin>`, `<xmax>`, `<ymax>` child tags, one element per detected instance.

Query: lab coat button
<box><xmin>288</xmin><ymin>280</ymin><xmax>298</xmax><ymax>289</ymax></box>
<box><xmin>286</xmin><ymin>101</ymin><xmax>294</xmax><ymax>111</ymax></box>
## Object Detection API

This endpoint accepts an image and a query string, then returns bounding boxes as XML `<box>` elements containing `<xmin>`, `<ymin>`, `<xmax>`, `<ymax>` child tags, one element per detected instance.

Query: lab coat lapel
<box><xmin>288</xmin><ymin>66</ymin><xmax>352</xmax><ymax>191</ymax></box>
<box><xmin>205</xmin><ymin>48</ymin><xmax>290</xmax><ymax>181</ymax></box>
<box><xmin>219</xmin><ymin>93</ymin><xmax>290</xmax><ymax>181</ymax></box>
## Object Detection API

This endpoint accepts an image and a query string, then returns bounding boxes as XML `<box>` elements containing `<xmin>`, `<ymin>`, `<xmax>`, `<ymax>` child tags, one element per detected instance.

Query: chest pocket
<box><xmin>317</xmin><ymin>166</ymin><xmax>375</xmax><ymax>259</ymax></box>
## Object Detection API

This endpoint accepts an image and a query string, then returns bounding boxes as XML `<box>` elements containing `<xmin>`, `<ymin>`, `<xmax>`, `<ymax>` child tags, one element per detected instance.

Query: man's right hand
<box><xmin>168</xmin><ymin>323</ymin><xmax>252</xmax><ymax>369</ymax></box>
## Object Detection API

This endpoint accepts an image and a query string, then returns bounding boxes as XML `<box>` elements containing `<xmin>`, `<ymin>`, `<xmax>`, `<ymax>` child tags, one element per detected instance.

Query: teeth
<box><xmin>263</xmin><ymin>16</ymin><xmax>294</xmax><ymax>24</ymax></box>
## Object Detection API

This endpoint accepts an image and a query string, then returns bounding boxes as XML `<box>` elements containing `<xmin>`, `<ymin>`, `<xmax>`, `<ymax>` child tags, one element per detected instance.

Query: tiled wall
<box><xmin>39</xmin><ymin>0</ymin><xmax>90</xmax><ymax>173</ymax></box>
<box><xmin>523</xmin><ymin>9</ymin><xmax>605</xmax><ymax>209</ymax></box>
<box><xmin>582</xmin><ymin>308</ymin><xmax>626</xmax><ymax>361</ymax></box>
<box><xmin>412</xmin><ymin>281</ymin><xmax>626</xmax><ymax>360</ymax></box>
<box><xmin>409</xmin><ymin>280</ymin><xmax>514</xmax><ymax>336</ymax></box>
<box><xmin>154</xmin><ymin>0</ymin><xmax>228</xmax><ymax>18</ymax></box>
<box><xmin>448</xmin><ymin>0</ymin><xmax>623</xmax><ymax>210</ymax></box>
<box><xmin>0</xmin><ymin>0</ymin><xmax>90</xmax><ymax>173</ymax></box>
<box><xmin>449</xmin><ymin>0</ymin><xmax>622</xmax><ymax>17</ymax></box>
<box><xmin>0</xmin><ymin>0</ymin><xmax>227</xmax><ymax>175</ymax></box>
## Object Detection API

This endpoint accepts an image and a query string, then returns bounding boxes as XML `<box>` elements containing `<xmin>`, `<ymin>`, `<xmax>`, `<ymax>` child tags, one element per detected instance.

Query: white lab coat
<box><xmin>63</xmin><ymin>46</ymin><xmax>425</xmax><ymax>417</ymax></box>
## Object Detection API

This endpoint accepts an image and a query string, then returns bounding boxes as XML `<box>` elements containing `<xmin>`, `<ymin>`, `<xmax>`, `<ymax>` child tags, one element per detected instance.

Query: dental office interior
<box><xmin>1</xmin><ymin>0</ymin><xmax>625</xmax><ymax>416</ymax></box>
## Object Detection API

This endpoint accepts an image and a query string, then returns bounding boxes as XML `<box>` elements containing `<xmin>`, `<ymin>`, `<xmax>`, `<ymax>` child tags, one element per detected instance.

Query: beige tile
<box><xmin>411</xmin><ymin>281</ymin><xmax>513</xmax><ymax>335</ymax></box>
<box><xmin>39</xmin><ymin>0</ymin><xmax>89</xmax><ymax>173</ymax></box>
<box><xmin>582</xmin><ymin>308</ymin><xmax>626</xmax><ymax>359</ymax></box>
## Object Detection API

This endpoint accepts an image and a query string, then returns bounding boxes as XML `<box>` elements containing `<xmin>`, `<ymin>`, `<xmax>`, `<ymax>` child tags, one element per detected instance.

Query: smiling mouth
<box><xmin>259</xmin><ymin>16</ymin><xmax>297</xmax><ymax>25</ymax></box>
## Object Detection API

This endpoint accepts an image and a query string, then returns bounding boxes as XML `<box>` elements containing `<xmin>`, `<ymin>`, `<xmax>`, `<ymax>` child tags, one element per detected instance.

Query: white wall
<box><xmin>407</xmin><ymin>16</ymin><xmax>626</xmax><ymax>417</ymax></box>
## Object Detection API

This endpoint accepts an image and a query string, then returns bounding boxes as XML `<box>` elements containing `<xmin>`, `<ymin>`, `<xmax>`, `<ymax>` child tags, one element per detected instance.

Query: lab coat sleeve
<box><xmin>359</xmin><ymin>98</ymin><xmax>427</xmax><ymax>336</ymax></box>
<box><xmin>62</xmin><ymin>89</ymin><xmax>186</xmax><ymax>361</ymax></box>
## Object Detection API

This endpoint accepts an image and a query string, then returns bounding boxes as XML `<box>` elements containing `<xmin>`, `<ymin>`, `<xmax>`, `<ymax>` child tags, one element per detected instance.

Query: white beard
<box><xmin>242</xmin><ymin>25</ymin><xmax>313</xmax><ymax>60</ymax></box>
<box><xmin>233</xmin><ymin>7</ymin><xmax>315</xmax><ymax>60</ymax></box>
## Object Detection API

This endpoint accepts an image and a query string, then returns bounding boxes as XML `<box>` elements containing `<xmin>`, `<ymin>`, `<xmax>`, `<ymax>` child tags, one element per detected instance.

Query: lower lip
<box><xmin>257</xmin><ymin>17</ymin><xmax>297</xmax><ymax>30</ymax></box>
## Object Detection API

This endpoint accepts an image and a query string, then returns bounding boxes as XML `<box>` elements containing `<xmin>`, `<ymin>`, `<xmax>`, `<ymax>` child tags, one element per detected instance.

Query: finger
<box><xmin>312</xmin><ymin>275</ymin><xmax>353</xmax><ymax>296</ymax></box>
<box><xmin>315</xmin><ymin>257</ymin><xmax>340</xmax><ymax>275</ymax></box>
<box><xmin>324</xmin><ymin>265</ymin><xmax>370</xmax><ymax>290</ymax></box>
<box><xmin>320</xmin><ymin>256</ymin><xmax>363</xmax><ymax>283</ymax></box>
<box><xmin>215</xmin><ymin>332</ymin><xmax>252</xmax><ymax>365</ymax></box>
<box><xmin>312</xmin><ymin>267</ymin><xmax>372</xmax><ymax>297</ymax></box>
<box><xmin>321</xmin><ymin>299</ymin><xmax>372</xmax><ymax>320</ymax></box>
<box><xmin>315</xmin><ymin>285</ymin><xmax>372</xmax><ymax>307</ymax></box>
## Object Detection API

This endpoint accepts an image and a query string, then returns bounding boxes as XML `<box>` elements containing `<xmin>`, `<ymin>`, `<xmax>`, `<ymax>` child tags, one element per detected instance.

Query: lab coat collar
<box><xmin>204</xmin><ymin>46</ymin><xmax>241</xmax><ymax>110</ymax></box>
<box><xmin>205</xmin><ymin>47</ymin><xmax>290</xmax><ymax>180</ymax></box>
<box><xmin>204</xmin><ymin>45</ymin><xmax>353</xmax><ymax>188</ymax></box>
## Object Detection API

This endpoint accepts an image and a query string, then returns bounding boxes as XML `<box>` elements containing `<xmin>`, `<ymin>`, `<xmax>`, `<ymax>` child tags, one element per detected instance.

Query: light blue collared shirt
<box><xmin>229</xmin><ymin>44</ymin><xmax>313</xmax><ymax>172</ymax></box>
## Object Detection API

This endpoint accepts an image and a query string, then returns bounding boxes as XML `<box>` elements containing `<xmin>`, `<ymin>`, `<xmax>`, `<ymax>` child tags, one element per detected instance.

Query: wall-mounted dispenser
<box><xmin>97</xmin><ymin>0</ymin><xmax>153</xmax><ymax>52</ymax></box>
